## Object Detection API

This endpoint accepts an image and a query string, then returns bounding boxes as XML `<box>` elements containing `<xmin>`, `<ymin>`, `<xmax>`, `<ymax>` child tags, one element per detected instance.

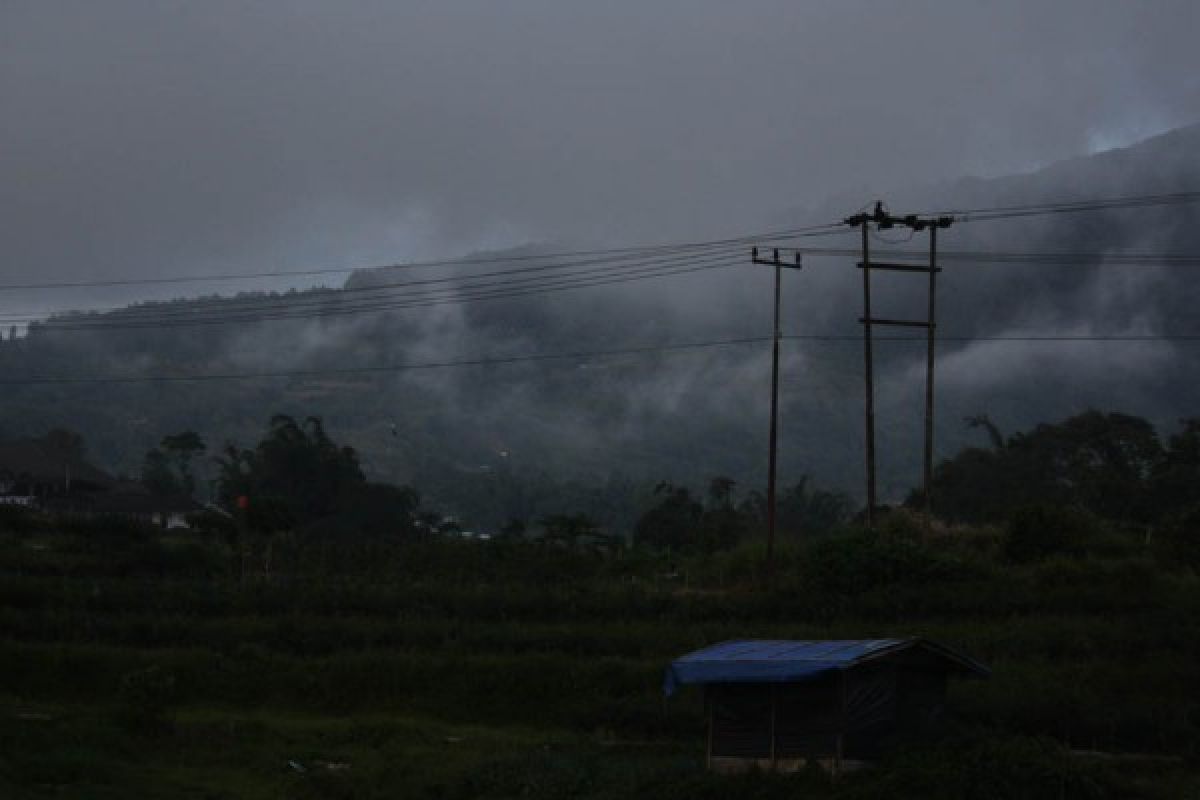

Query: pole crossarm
<box><xmin>855</xmin><ymin>262</ymin><xmax>943</xmax><ymax>274</ymax></box>
<box><xmin>858</xmin><ymin>317</ymin><xmax>936</xmax><ymax>328</ymax></box>
<box><xmin>845</xmin><ymin>202</ymin><xmax>954</xmax><ymax>231</ymax></box>
<box><xmin>750</xmin><ymin>246</ymin><xmax>804</xmax><ymax>269</ymax></box>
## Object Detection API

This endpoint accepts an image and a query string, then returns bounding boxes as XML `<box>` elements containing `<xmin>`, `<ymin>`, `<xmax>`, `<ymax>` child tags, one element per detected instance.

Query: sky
<box><xmin>3</xmin><ymin>0</ymin><xmax>1199</xmax><ymax>299</ymax></box>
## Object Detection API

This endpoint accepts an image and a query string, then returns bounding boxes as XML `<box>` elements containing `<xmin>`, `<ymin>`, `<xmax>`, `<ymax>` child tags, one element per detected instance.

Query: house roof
<box><xmin>663</xmin><ymin>638</ymin><xmax>989</xmax><ymax>696</ymax></box>
<box><xmin>42</xmin><ymin>486</ymin><xmax>202</xmax><ymax>514</ymax></box>
<box><xmin>0</xmin><ymin>439</ymin><xmax>114</xmax><ymax>489</ymax></box>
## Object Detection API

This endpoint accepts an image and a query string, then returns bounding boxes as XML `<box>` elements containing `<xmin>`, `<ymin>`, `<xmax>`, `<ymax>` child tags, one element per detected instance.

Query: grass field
<box><xmin>1</xmin><ymin>512</ymin><xmax>1198</xmax><ymax>798</ymax></box>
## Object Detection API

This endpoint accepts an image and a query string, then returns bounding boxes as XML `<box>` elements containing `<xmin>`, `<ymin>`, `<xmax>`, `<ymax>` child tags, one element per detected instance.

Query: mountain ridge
<box><xmin>4</xmin><ymin>124</ymin><xmax>1199</xmax><ymax>530</ymax></box>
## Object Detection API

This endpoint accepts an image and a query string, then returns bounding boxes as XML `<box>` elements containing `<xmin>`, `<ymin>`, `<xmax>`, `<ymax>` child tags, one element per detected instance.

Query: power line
<box><xmin>3</xmin><ymin>187</ymin><xmax>1198</xmax><ymax>328</ymax></box>
<box><xmin>1</xmin><ymin>331</ymin><xmax>1195</xmax><ymax>387</ymax></box>
<box><xmin>9</xmin><ymin>242</ymin><xmax>1200</xmax><ymax>327</ymax></box>
<box><xmin>0</xmin><ymin>189</ymin><xmax>1195</xmax><ymax>295</ymax></box>
<box><xmin>778</xmin><ymin>247</ymin><xmax>1200</xmax><ymax>266</ymax></box>
<box><xmin>784</xmin><ymin>334</ymin><xmax>1200</xmax><ymax>342</ymax></box>
<box><xmin>0</xmin><ymin>245</ymin><xmax>749</xmax><ymax>324</ymax></box>
<box><xmin>929</xmin><ymin>190</ymin><xmax>1200</xmax><ymax>223</ymax></box>
<box><xmin>10</xmin><ymin>256</ymin><xmax>744</xmax><ymax>331</ymax></box>
<box><xmin>0</xmin><ymin>222</ymin><xmax>849</xmax><ymax>292</ymax></box>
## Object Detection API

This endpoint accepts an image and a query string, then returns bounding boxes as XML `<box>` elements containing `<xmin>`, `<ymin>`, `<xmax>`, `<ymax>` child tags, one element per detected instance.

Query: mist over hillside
<box><xmin>3</xmin><ymin>125</ymin><xmax>1199</xmax><ymax>531</ymax></box>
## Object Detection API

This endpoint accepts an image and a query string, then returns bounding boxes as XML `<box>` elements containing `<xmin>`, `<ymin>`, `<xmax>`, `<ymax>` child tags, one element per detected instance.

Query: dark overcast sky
<box><xmin>3</xmin><ymin>0</ymin><xmax>1199</xmax><ymax>291</ymax></box>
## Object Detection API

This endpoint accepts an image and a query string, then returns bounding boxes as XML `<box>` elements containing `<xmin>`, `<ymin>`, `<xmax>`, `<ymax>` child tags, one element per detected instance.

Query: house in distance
<box><xmin>664</xmin><ymin>638</ymin><xmax>989</xmax><ymax>773</ymax></box>
<box><xmin>0</xmin><ymin>433</ymin><xmax>200</xmax><ymax>528</ymax></box>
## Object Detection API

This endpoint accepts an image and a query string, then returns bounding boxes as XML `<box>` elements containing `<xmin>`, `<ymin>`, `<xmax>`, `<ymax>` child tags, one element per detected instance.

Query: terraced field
<box><xmin>1</xmin><ymin>518</ymin><xmax>1198</xmax><ymax>798</ymax></box>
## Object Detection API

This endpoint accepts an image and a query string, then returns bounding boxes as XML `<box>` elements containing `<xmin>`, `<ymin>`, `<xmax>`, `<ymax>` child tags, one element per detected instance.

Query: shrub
<box><xmin>1152</xmin><ymin>504</ymin><xmax>1200</xmax><ymax>570</ymax></box>
<box><xmin>1005</xmin><ymin>505</ymin><xmax>1098</xmax><ymax>563</ymax></box>
<box><xmin>801</xmin><ymin>528</ymin><xmax>959</xmax><ymax>597</ymax></box>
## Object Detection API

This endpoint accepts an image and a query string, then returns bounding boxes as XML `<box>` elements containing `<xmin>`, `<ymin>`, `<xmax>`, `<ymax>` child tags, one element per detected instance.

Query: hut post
<box><xmin>835</xmin><ymin>671</ymin><xmax>847</xmax><ymax>777</ymax></box>
<box><xmin>769</xmin><ymin>685</ymin><xmax>777</xmax><ymax>769</ymax></box>
<box><xmin>705</xmin><ymin>688</ymin><xmax>713</xmax><ymax>770</ymax></box>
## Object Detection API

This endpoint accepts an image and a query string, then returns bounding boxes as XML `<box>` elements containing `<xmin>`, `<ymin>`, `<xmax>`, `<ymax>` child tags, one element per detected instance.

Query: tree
<box><xmin>141</xmin><ymin>430</ymin><xmax>207</xmax><ymax>498</ymax></box>
<box><xmin>214</xmin><ymin>416</ymin><xmax>374</xmax><ymax>580</ymax></box>
<box><xmin>964</xmin><ymin>414</ymin><xmax>1004</xmax><ymax>450</ymax></box>
<box><xmin>1030</xmin><ymin>411</ymin><xmax>1161</xmax><ymax>521</ymax></box>
<box><xmin>916</xmin><ymin>446</ymin><xmax>1011</xmax><ymax>523</ymax></box>
<box><xmin>707</xmin><ymin>476</ymin><xmax>737</xmax><ymax>511</ymax></box>
<box><xmin>777</xmin><ymin>477</ymin><xmax>854</xmax><ymax>537</ymax></box>
<box><xmin>1151</xmin><ymin>418</ymin><xmax>1200</xmax><ymax>516</ymax></box>
<box><xmin>698</xmin><ymin>476</ymin><xmax>747</xmax><ymax>551</ymax></box>
<box><xmin>161</xmin><ymin>431</ymin><xmax>206</xmax><ymax>496</ymax></box>
<box><xmin>318</xmin><ymin>482</ymin><xmax>420</xmax><ymax>538</ymax></box>
<box><xmin>538</xmin><ymin>513</ymin><xmax>600</xmax><ymax>548</ymax></box>
<box><xmin>634</xmin><ymin>483</ymin><xmax>703</xmax><ymax>551</ymax></box>
<box><xmin>216</xmin><ymin>415</ymin><xmax>366</xmax><ymax>525</ymax></box>
<box><xmin>924</xmin><ymin>410</ymin><xmax>1165</xmax><ymax>524</ymax></box>
<box><xmin>141</xmin><ymin>447</ymin><xmax>180</xmax><ymax>496</ymax></box>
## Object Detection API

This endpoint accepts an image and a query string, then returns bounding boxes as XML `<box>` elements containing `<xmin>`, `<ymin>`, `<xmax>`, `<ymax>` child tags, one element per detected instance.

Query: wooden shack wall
<box><xmin>705</xmin><ymin>657</ymin><xmax>952</xmax><ymax>765</ymax></box>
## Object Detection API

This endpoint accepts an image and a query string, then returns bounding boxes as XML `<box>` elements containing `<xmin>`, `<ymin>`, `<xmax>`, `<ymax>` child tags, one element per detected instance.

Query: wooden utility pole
<box><xmin>860</xmin><ymin>223</ymin><xmax>877</xmax><ymax>525</ymax></box>
<box><xmin>923</xmin><ymin>225</ymin><xmax>939</xmax><ymax>515</ymax></box>
<box><xmin>843</xmin><ymin>203</ymin><xmax>952</xmax><ymax>525</ymax></box>
<box><xmin>750</xmin><ymin>247</ymin><xmax>801</xmax><ymax>578</ymax></box>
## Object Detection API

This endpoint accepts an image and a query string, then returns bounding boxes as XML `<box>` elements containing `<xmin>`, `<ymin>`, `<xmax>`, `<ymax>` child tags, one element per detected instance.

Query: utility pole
<box><xmin>860</xmin><ymin>222</ymin><xmax>876</xmax><ymax>522</ymax></box>
<box><xmin>923</xmin><ymin>224</ymin><xmax>939</xmax><ymax>515</ymax></box>
<box><xmin>750</xmin><ymin>246</ymin><xmax>801</xmax><ymax>580</ymax></box>
<box><xmin>843</xmin><ymin>203</ymin><xmax>952</xmax><ymax>526</ymax></box>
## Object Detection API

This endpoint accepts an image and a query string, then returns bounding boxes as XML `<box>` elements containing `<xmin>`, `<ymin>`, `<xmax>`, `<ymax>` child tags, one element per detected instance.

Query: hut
<box><xmin>664</xmin><ymin>638</ymin><xmax>989</xmax><ymax>773</ymax></box>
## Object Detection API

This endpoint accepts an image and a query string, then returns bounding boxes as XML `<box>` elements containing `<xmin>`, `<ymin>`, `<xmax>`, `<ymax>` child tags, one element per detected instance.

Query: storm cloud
<box><xmin>3</xmin><ymin>0</ymin><xmax>1199</xmax><ymax>295</ymax></box>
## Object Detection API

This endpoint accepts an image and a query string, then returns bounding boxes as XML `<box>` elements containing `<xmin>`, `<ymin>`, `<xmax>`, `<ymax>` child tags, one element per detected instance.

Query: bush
<box><xmin>801</xmin><ymin>528</ymin><xmax>961</xmax><ymax>597</ymax></box>
<box><xmin>1005</xmin><ymin>505</ymin><xmax>1098</xmax><ymax>563</ymax></box>
<box><xmin>1152</xmin><ymin>504</ymin><xmax>1200</xmax><ymax>570</ymax></box>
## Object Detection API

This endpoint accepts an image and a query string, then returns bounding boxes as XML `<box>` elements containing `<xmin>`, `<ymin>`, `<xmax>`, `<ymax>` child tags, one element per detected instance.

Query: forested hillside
<box><xmin>2</xmin><ymin>125</ymin><xmax>1199</xmax><ymax>531</ymax></box>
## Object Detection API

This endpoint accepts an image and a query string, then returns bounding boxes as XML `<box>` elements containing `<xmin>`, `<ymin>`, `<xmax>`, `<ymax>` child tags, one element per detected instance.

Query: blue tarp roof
<box><xmin>663</xmin><ymin>638</ymin><xmax>988</xmax><ymax>696</ymax></box>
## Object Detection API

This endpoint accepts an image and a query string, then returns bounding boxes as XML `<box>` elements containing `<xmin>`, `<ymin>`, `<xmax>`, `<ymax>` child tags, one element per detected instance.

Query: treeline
<box><xmin>136</xmin><ymin>413</ymin><xmax>857</xmax><ymax>556</ymax></box>
<box><xmin>98</xmin><ymin>407</ymin><xmax>1200</xmax><ymax>562</ymax></box>
<box><xmin>23</xmin><ymin>405</ymin><xmax>1200</xmax><ymax>572</ymax></box>
<box><xmin>917</xmin><ymin>410</ymin><xmax>1199</xmax><ymax>563</ymax></box>
<box><xmin>632</xmin><ymin>476</ymin><xmax>853</xmax><ymax>554</ymax></box>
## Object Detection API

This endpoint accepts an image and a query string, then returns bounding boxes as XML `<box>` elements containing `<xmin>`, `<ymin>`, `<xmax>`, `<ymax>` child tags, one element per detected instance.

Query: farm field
<box><xmin>1</xmin><ymin>513</ymin><xmax>1199</xmax><ymax>799</ymax></box>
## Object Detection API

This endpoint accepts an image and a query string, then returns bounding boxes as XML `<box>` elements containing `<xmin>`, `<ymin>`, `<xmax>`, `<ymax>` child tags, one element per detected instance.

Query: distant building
<box><xmin>0</xmin><ymin>436</ymin><xmax>114</xmax><ymax>501</ymax></box>
<box><xmin>664</xmin><ymin>638</ymin><xmax>989</xmax><ymax>773</ymax></box>
<box><xmin>41</xmin><ymin>482</ymin><xmax>201</xmax><ymax>528</ymax></box>
<box><xmin>0</xmin><ymin>435</ymin><xmax>200</xmax><ymax>527</ymax></box>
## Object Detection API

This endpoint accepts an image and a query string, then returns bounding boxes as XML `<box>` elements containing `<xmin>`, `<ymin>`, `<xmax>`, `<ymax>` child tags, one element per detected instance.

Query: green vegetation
<box><xmin>1</xmin><ymin>511</ymin><xmax>1198</xmax><ymax>796</ymax></box>
<box><xmin>920</xmin><ymin>411</ymin><xmax>1200</xmax><ymax>526</ymax></box>
<box><xmin>141</xmin><ymin>431</ymin><xmax>207</xmax><ymax>499</ymax></box>
<box><xmin>1</xmin><ymin>411</ymin><xmax>1199</xmax><ymax>797</ymax></box>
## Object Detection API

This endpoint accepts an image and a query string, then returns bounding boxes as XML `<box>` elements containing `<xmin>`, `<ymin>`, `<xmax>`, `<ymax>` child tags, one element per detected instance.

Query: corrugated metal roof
<box><xmin>663</xmin><ymin>638</ymin><xmax>988</xmax><ymax>696</ymax></box>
